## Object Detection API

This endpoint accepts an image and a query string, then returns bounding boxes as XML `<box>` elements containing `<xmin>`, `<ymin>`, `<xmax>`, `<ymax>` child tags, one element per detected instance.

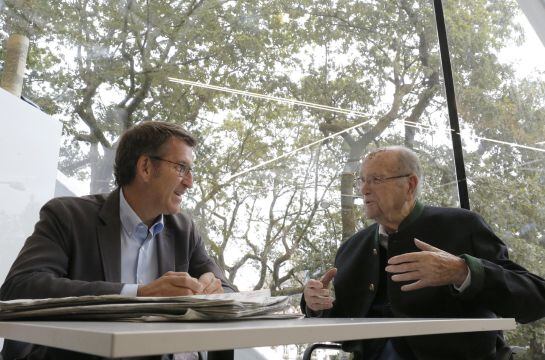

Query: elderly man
<box><xmin>302</xmin><ymin>146</ymin><xmax>545</xmax><ymax>360</ymax></box>
<box><xmin>1</xmin><ymin>121</ymin><xmax>234</xmax><ymax>360</ymax></box>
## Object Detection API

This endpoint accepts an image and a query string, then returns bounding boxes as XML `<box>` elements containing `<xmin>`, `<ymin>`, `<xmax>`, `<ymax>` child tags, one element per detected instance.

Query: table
<box><xmin>0</xmin><ymin>317</ymin><xmax>516</xmax><ymax>358</ymax></box>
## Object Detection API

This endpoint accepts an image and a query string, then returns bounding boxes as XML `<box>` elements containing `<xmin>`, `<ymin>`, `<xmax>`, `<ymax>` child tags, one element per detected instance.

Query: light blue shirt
<box><xmin>119</xmin><ymin>189</ymin><xmax>164</xmax><ymax>296</ymax></box>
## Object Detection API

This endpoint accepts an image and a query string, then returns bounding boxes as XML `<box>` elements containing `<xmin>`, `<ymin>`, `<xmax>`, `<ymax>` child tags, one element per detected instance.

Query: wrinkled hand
<box><xmin>198</xmin><ymin>272</ymin><xmax>224</xmax><ymax>294</ymax></box>
<box><xmin>137</xmin><ymin>271</ymin><xmax>204</xmax><ymax>297</ymax></box>
<box><xmin>303</xmin><ymin>268</ymin><xmax>337</xmax><ymax>312</ymax></box>
<box><xmin>385</xmin><ymin>239</ymin><xmax>468</xmax><ymax>291</ymax></box>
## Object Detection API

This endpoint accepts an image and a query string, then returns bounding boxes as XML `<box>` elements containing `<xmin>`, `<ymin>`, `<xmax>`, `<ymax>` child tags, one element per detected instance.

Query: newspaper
<box><xmin>0</xmin><ymin>290</ymin><xmax>301</xmax><ymax>321</ymax></box>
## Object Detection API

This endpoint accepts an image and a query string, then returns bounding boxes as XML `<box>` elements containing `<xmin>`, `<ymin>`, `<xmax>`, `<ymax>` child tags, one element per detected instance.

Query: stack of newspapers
<box><xmin>0</xmin><ymin>290</ymin><xmax>300</xmax><ymax>321</ymax></box>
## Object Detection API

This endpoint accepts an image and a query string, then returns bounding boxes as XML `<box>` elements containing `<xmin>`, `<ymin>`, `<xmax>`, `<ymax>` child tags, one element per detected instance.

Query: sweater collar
<box><xmin>397</xmin><ymin>200</ymin><xmax>424</xmax><ymax>231</ymax></box>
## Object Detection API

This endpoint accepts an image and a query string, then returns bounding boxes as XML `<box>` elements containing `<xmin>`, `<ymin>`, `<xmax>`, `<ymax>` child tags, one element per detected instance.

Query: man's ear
<box><xmin>135</xmin><ymin>155</ymin><xmax>154</xmax><ymax>183</ymax></box>
<box><xmin>407</xmin><ymin>174</ymin><xmax>419</xmax><ymax>197</ymax></box>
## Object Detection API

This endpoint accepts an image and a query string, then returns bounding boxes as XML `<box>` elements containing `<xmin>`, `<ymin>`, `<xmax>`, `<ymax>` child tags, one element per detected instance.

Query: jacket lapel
<box><xmin>157</xmin><ymin>224</ymin><xmax>175</xmax><ymax>276</ymax></box>
<box><xmin>97</xmin><ymin>189</ymin><xmax>122</xmax><ymax>282</ymax></box>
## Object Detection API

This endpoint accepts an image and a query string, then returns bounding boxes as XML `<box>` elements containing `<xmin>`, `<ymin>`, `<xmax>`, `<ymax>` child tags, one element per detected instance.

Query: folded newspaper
<box><xmin>0</xmin><ymin>290</ymin><xmax>301</xmax><ymax>321</ymax></box>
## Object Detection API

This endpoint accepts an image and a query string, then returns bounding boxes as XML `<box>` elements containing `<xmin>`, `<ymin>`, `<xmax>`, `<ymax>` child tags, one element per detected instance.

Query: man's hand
<box><xmin>137</xmin><ymin>271</ymin><xmax>204</xmax><ymax>297</ymax></box>
<box><xmin>303</xmin><ymin>268</ymin><xmax>337</xmax><ymax>312</ymax></box>
<box><xmin>198</xmin><ymin>272</ymin><xmax>224</xmax><ymax>294</ymax></box>
<box><xmin>385</xmin><ymin>239</ymin><xmax>469</xmax><ymax>291</ymax></box>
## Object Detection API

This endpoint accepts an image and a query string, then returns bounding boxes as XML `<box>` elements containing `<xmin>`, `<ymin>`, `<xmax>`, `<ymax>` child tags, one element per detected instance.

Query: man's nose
<box><xmin>361</xmin><ymin>180</ymin><xmax>371</xmax><ymax>194</ymax></box>
<box><xmin>181</xmin><ymin>172</ymin><xmax>193</xmax><ymax>188</ymax></box>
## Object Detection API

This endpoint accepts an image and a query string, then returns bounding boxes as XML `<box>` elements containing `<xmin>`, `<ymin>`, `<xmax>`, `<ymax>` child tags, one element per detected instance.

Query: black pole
<box><xmin>432</xmin><ymin>0</ymin><xmax>471</xmax><ymax>210</ymax></box>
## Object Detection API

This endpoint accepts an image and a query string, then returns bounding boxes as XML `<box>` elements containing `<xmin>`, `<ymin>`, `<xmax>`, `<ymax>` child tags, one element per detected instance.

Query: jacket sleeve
<box><xmin>0</xmin><ymin>199</ymin><xmax>123</xmax><ymax>300</ymax></box>
<box><xmin>187</xmin><ymin>225</ymin><xmax>236</xmax><ymax>293</ymax></box>
<box><xmin>453</xmin><ymin>213</ymin><xmax>545</xmax><ymax>324</ymax></box>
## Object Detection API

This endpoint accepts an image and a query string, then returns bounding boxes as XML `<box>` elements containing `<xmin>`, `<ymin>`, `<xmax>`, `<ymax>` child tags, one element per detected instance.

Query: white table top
<box><xmin>0</xmin><ymin>317</ymin><xmax>516</xmax><ymax>358</ymax></box>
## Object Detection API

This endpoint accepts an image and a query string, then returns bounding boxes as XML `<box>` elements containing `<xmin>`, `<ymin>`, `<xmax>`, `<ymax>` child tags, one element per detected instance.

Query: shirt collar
<box><xmin>119</xmin><ymin>188</ymin><xmax>164</xmax><ymax>239</ymax></box>
<box><xmin>378</xmin><ymin>224</ymin><xmax>388</xmax><ymax>237</ymax></box>
<box><xmin>377</xmin><ymin>224</ymin><xmax>389</xmax><ymax>249</ymax></box>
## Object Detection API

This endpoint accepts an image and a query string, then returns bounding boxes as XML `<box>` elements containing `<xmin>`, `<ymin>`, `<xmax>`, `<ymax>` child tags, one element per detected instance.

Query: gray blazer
<box><xmin>1</xmin><ymin>188</ymin><xmax>233</xmax><ymax>299</ymax></box>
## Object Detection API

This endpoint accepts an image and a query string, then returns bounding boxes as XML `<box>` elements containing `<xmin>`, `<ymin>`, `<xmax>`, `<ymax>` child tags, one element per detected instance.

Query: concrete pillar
<box><xmin>1</xmin><ymin>34</ymin><xmax>30</xmax><ymax>97</ymax></box>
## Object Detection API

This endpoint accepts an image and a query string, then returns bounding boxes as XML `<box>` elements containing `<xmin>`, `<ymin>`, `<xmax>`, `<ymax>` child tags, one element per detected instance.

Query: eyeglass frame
<box><xmin>354</xmin><ymin>173</ymin><xmax>412</xmax><ymax>188</ymax></box>
<box><xmin>149</xmin><ymin>155</ymin><xmax>194</xmax><ymax>178</ymax></box>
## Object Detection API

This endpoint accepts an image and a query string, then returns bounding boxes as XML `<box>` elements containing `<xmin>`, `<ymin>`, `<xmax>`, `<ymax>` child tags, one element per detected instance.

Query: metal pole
<box><xmin>1</xmin><ymin>34</ymin><xmax>30</xmax><ymax>97</ymax></box>
<box><xmin>432</xmin><ymin>0</ymin><xmax>471</xmax><ymax>210</ymax></box>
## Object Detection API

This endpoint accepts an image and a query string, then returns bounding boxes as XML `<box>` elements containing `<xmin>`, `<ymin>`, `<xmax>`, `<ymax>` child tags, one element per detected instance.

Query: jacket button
<box><xmin>369</xmin><ymin>283</ymin><xmax>375</xmax><ymax>291</ymax></box>
<box><xmin>372</xmin><ymin>248</ymin><xmax>378</xmax><ymax>255</ymax></box>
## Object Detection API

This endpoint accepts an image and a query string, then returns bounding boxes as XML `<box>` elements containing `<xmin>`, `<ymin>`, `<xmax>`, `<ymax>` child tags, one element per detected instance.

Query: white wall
<box><xmin>0</xmin><ymin>88</ymin><xmax>62</xmax><ymax>350</ymax></box>
<box><xmin>517</xmin><ymin>0</ymin><xmax>545</xmax><ymax>47</ymax></box>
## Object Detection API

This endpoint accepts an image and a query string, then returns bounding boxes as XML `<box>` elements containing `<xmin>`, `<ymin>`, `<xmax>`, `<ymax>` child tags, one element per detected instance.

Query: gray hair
<box><xmin>362</xmin><ymin>146</ymin><xmax>423</xmax><ymax>197</ymax></box>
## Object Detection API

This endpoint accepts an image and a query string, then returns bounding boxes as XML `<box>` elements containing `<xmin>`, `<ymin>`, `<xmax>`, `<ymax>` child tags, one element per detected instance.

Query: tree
<box><xmin>2</xmin><ymin>0</ymin><xmax>545</xmax><ymax>355</ymax></box>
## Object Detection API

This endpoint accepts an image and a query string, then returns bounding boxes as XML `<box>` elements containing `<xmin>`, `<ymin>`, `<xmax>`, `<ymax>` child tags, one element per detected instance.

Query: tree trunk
<box><xmin>340</xmin><ymin>171</ymin><xmax>355</xmax><ymax>241</ymax></box>
<box><xmin>90</xmin><ymin>144</ymin><xmax>116</xmax><ymax>194</ymax></box>
<box><xmin>404</xmin><ymin>121</ymin><xmax>416</xmax><ymax>148</ymax></box>
<box><xmin>340</xmin><ymin>158</ymin><xmax>361</xmax><ymax>241</ymax></box>
<box><xmin>0</xmin><ymin>34</ymin><xmax>29</xmax><ymax>97</ymax></box>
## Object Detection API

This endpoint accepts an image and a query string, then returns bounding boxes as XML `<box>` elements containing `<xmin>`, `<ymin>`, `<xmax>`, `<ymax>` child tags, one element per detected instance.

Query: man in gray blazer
<box><xmin>1</xmin><ymin>121</ymin><xmax>235</xmax><ymax>360</ymax></box>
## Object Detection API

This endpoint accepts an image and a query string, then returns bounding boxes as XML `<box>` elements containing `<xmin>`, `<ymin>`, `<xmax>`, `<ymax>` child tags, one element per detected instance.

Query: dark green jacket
<box><xmin>302</xmin><ymin>202</ymin><xmax>545</xmax><ymax>359</ymax></box>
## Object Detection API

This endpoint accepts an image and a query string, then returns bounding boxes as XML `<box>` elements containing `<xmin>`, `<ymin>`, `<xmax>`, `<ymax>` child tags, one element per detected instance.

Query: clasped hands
<box><xmin>303</xmin><ymin>239</ymin><xmax>469</xmax><ymax>311</ymax></box>
<box><xmin>137</xmin><ymin>271</ymin><xmax>223</xmax><ymax>297</ymax></box>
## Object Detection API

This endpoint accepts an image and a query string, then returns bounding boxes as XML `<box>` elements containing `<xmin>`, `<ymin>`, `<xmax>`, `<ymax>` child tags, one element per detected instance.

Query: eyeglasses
<box><xmin>355</xmin><ymin>174</ymin><xmax>411</xmax><ymax>188</ymax></box>
<box><xmin>150</xmin><ymin>156</ymin><xmax>194</xmax><ymax>178</ymax></box>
